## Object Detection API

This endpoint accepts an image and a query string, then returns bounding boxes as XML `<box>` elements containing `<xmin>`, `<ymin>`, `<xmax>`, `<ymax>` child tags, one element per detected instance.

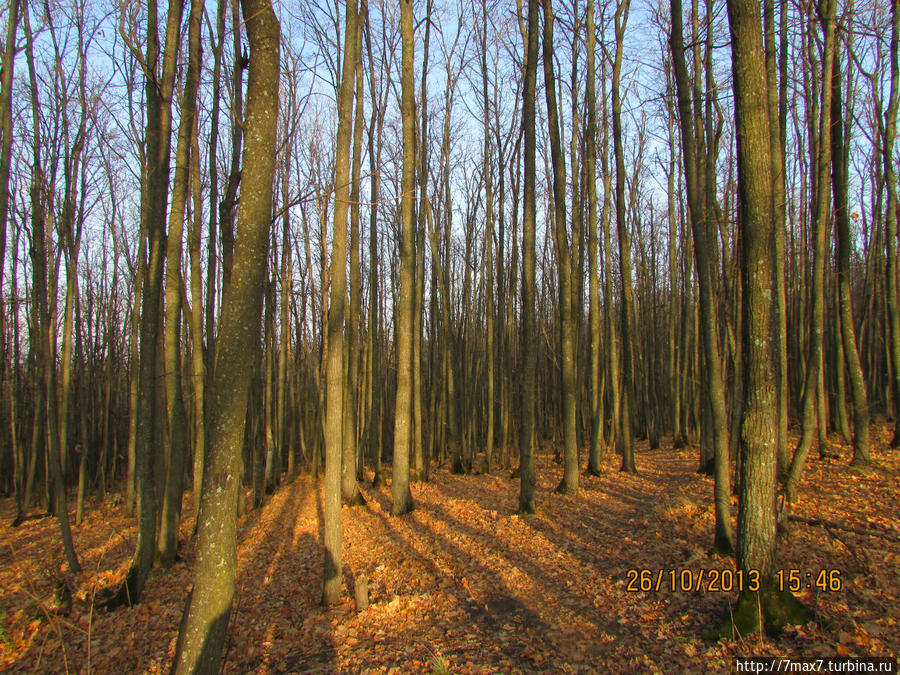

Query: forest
<box><xmin>0</xmin><ymin>0</ymin><xmax>898</xmax><ymax>670</ymax></box>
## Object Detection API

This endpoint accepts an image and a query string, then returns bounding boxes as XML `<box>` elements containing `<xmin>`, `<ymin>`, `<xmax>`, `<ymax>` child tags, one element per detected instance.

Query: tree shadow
<box><xmin>365</xmin><ymin>499</ymin><xmax>557</xmax><ymax>670</ymax></box>
<box><xmin>227</xmin><ymin>478</ymin><xmax>337</xmax><ymax>673</ymax></box>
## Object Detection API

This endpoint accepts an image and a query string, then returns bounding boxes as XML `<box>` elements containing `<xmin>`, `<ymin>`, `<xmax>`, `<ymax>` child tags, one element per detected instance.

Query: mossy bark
<box><xmin>712</xmin><ymin>581</ymin><xmax>813</xmax><ymax>639</ymax></box>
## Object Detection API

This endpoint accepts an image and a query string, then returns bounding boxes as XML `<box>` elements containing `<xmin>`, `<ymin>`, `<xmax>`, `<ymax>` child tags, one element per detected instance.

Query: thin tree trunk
<box><xmin>323</xmin><ymin>0</ymin><xmax>359</xmax><ymax>604</ymax></box>
<box><xmin>586</xmin><ymin>0</ymin><xmax>603</xmax><ymax>476</ymax></box>
<box><xmin>518</xmin><ymin>0</ymin><xmax>539</xmax><ymax>514</ymax></box>
<box><xmin>343</xmin><ymin>2</ymin><xmax>366</xmax><ymax>502</ymax></box>
<box><xmin>830</xmin><ymin>45</ymin><xmax>871</xmax><ymax>469</ymax></box>
<box><xmin>670</xmin><ymin>0</ymin><xmax>734</xmax><ymax>555</ymax></box>
<box><xmin>785</xmin><ymin>0</ymin><xmax>837</xmax><ymax>502</ymax></box>
<box><xmin>23</xmin><ymin>3</ymin><xmax>80</xmax><ymax>573</ymax></box>
<box><xmin>541</xmin><ymin>0</ymin><xmax>578</xmax><ymax>494</ymax></box>
<box><xmin>613</xmin><ymin>0</ymin><xmax>636</xmax><ymax>474</ymax></box>
<box><xmin>884</xmin><ymin>0</ymin><xmax>900</xmax><ymax>448</ymax></box>
<box><xmin>159</xmin><ymin>0</ymin><xmax>201</xmax><ymax>566</ymax></box>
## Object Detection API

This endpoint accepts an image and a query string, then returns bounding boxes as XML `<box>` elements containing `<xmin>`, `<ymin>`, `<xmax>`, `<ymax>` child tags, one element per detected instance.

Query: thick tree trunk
<box><xmin>392</xmin><ymin>0</ymin><xmax>415</xmax><ymax>517</ymax></box>
<box><xmin>171</xmin><ymin>0</ymin><xmax>279</xmax><ymax>668</ymax></box>
<box><xmin>725</xmin><ymin>0</ymin><xmax>811</xmax><ymax>635</ymax></box>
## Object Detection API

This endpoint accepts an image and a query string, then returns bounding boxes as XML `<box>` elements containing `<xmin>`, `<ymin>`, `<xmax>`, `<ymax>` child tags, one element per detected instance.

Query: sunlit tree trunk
<box><xmin>324</xmin><ymin>0</ymin><xmax>359</xmax><ymax>604</ymax></box>
<box><xmin>392</xmin><ymin>0</ymin><xmax>415</xmax><ymax>517</ymax></box>
<box><xmin>726</xmin><ymin>0</ymin><xmax>811</xmax><ymax>634</ymax></box>
<box><xmin>341</xmin><ymin>0</ymin><xmax>365</xmax><ymax>506</ymax></box>
<box><xmin>159</xmin><ymin>0</ymin><xmax>202</xmax><ymax>566</ymax></box>
<box><xmin>171</xmin><ymin>0</ymin><xmax>279</xmax><ymax>667</ymax></box>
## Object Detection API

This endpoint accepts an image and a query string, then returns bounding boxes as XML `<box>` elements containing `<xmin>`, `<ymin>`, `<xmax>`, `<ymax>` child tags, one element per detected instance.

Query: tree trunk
<box><xmin>669</xmin><ymin>0</ymin><xmax>734</xmax><ymax>555</ymax></box>
<box><xmin>785</xmin><ymin>0</ymin><xmax>837</xmax><ymax>502</ymax></box>
<box><xmin>613</xmin><ymin>0</ymin><xmax>636</xmax><ymax>474</ymax></box>
<box><xmin>886</xmin><ymin>0</ymin><xmax>900</xmax><ymax>448</ymax></box>
<box><xmin>323</xmin><ymin>0</ymin><xmax>359</xmax><ymax>604</ymax></box>
<box><xmin>171</xmin><ymin>0</ymin><xmax>279</xmax><ymax>668</ymax></box>
<box><xmin>518</xmin><ymin>0</ymin><xmax>539</xmax><ymax>514</ymax></box>
<box><xmin>23</xmin><ymin>3</ymin><xmax>80</xmax><ymax>573</ymax></box>
<box><xmin>830</xmin><ymin>45</ymin><xmax>871</xmax><ymax>469</ymax></box>
<box><xmin>541</xmin><ymin>0</ymin><xmax>578</xmax><ymax>494</ymax></box>
<box><xmin>725</xmin><ymin>0</ymin><xmax>811</xmax><ymax>635</ymax></box>
<box><xmin>586</xmin><ymin>0</ymin><xmax>603</xmax><ymax>476</ymax></box>
<box><xmin>392</xmin><ymin>0</ymin><xmax>415</xmax><ymax>517</ymax></box>
<box><xmin>159</xmin><ymin>0</ymin><xmax>202</xmax><ymax>566</ymax></box>
<box><xmin>343</xmin><ymin>2</ymin><xmax>366</xmax><ymax>501</ymax></box>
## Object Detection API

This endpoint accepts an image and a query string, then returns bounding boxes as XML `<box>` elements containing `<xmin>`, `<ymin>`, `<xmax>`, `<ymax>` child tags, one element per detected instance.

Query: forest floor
<box><xmin>0</xmin><ymin>426</ymin><xmax>898</xmax><ymax>674</ymax></box>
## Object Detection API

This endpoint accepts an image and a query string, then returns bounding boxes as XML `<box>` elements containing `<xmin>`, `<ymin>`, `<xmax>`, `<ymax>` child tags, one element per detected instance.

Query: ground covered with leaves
<box><xmin>1</xmin><ymin>426</ymin><xmax>898</xmax><ymax>673</ymax></box>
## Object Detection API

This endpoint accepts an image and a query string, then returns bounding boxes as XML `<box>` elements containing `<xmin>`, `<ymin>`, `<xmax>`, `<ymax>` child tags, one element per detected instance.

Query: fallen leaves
<box><xmin>0</xmin><ymin>427</ymin><xmax>898</xmax><ymax>673</ymax></box>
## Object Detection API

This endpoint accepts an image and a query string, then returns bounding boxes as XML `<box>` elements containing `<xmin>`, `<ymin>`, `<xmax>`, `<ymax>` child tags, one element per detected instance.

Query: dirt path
<box><xmin>1</xmin><ymin>432</ymin><xmax>898</xmax><ymax>673</ymax></box>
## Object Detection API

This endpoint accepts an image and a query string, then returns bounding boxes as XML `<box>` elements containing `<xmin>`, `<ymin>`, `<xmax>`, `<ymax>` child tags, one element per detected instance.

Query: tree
<box><xmin>518</xmin><ymin>0</ymin><xmax>539</xmax><ymax>515</ymax></box>
<box><xmin>23</xmin><ymin>1</ymin><xmax>80</xmax><ymax>573</ymax></box>
<box><xmin>171</xmin><ymin>0</ymin><xmax>280</xmax><ymax>667</ymax></box>
<box><xmin>785</xmin><ymin>0</ymin><xmax>838</xmax><ymax>503</ymax></box>
<box><xmin>612</xmin><ymin>0</ymin><xmax>636</xmax><ymax>474</ymax></box>
<box><xmin>541</xmin><ymin>0</ymin><xmax>578</xmax><ymax>495</ymax></box>
<box><xmin>159</xmin><ymin>0</ymin><xmax>202</xmax><ymax>567</ymax></box>
<box><xmin>725</xmin><ymin>0</ymin><xmax>811</xmax><ymax>634</ymax></box>
<box><xmin>392</xmin><ymin>0</ymin><xmax>415</xmax><ymax>517</ymax></box>
<box><xmin>323</xmin><ymin>0</ymin><xmax>360</xmax><ymax>605</ymax></box>
<box><xmin>669</xmin><ymin>0</ymin><xmax>733</xmax><ymax>555</ymax></box>
<box><xmin>0</xmin><ymin>0</ymin><xmax>20</xmax><ymax>524</ymax></box>
<box><xmin>885</xmin><ymin>0</ymin><xmax>900</xmax><ymax>448</ymax></box>
<box><xmin>829</xmin><ymin>40</ymin><xmax>871</xmax><ymax>470</ymax></box>
<box><xmin>585</xmin><ymin>0</ymin><xmax>603</xmax><ymax>476</ymax></box>
<box><xmin>106</xmin><ymin>0</ymin><xmax>185</xmax><ymax>608</ymax></box>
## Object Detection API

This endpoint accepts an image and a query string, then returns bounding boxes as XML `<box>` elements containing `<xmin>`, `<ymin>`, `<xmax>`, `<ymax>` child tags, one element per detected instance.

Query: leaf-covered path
<box><xmin>1</xmin><ymin>428</ymin><xmax>898</xmax><ymax>673</ymax></box>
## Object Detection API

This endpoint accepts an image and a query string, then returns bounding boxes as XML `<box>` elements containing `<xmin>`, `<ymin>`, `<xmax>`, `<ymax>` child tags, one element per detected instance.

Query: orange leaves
<box><xmin>1</xmin><ymin>429</ymin><xmax>899</xmax><ymax>672</ymax></box>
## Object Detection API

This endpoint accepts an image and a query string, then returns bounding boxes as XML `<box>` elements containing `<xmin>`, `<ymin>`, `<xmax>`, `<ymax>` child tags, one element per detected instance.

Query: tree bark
<box><xmin>829</xmin><ymin>45</ymin><xmax>871</xmax><ymax>469</ymax></box>
<box><xmin>518</xmin><ymin>0</ymin><xmax>539</xmax><ymax>514</ymax></box>
<box><xmin>171</xmin><ymin>0</ymin><xmax>279</xmax><ymax>668</ymax></box>
<box><xmin>613</xmin><ymin>0</ymin><xmax>636</xmax><ymax>474</ymax></box>
<box><xmin>392</xmin><ymin>0</ymin><xmax>416</xmax><ymax>517</ymax></box>
<box><xmin>159</xmin><ymin>0</ymin><xmax>202</xmax><ymax>566</ymax></box>
<box><xmin>541</xmin><ymin>0</ymin><xmax>578</xmax><ymax>494</ymax></box>
<box><xmin>725</xmin><ymin>0</ymin><xmax>811</xmax><ymax>634</ymax></box>
<box><xmin>323</xmin><ymin>0</ymin><xmax>359</xmax><ymax>605</ymax></box>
